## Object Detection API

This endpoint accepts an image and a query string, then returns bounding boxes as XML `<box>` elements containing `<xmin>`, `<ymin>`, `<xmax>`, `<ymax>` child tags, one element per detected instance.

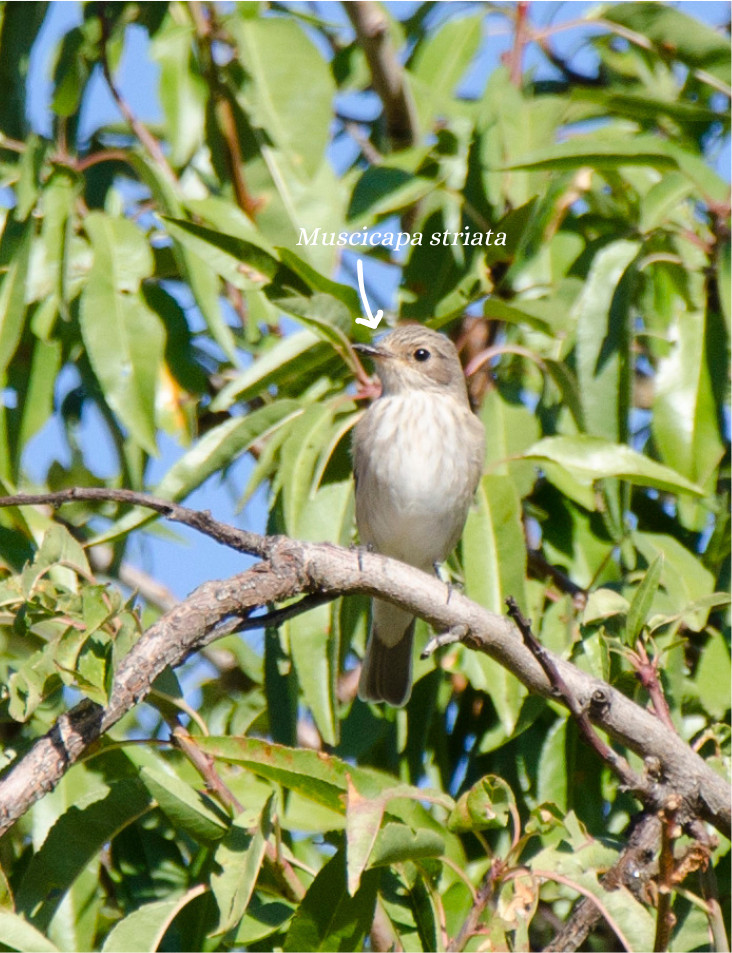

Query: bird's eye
<box><xmin>414</xmin><ymin>348</ymin><xmax>431</xmax><ymax>362</ymax></box>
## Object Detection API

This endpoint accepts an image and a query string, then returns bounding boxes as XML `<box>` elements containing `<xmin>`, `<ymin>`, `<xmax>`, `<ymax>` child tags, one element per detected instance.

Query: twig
<box><xmin>686</xmin><ymin>817</ymin><xmax>731</xmax><ymax>952</ymax></box>
<box><xmin>346</xmin><ymin>1</ymin><xmax>419</xmax><ymax>149</ymax></box>
<box><xmin>98</xmin><ymin>8</ymin><xmax>177</xmax><ymax>182</ymax></box>
<box><xmin>628</xmin><ymin>639</ymin><xmax>677</xmax><ymax>734</ymax></box>
<box><xmin>169</xmin><ymin>724</ymin><xmax>306</xmax><ymax>903</ymax></box>
<box><xmin>527</xmin><ymin>548</ymin><xmax>587</xmax><ymax>607</ymax></box>
<box><xmin>535</xmin><ymin>34</ymin><xmax>603</xmax><ymax>87</ymax></box>
<box><xmin>343</xmin><ymin>120</ymin><xmax>383</xmax><ymax>166</ymax></box>
<box><xmin>507</xmin><ymin>1</ymin><xmax>530</xmax><ymax>88</ymax></box>
<box><xmin>188</xmin><ymin>1</ymin><xmax>261</xmax><ymax>218</ymax></box>
<box><xmin>447</xmin><ymin>860</ymin><xmax>501</xmax><ymax>952</ymax></box>
<box><xmin>0</xmin><ymin>488</ymin><xmax>274</xmax><ymax>558</ymax></box>
<box><xmin>654</xmin><ymin>795</ymin><xmax>681</xmax><ymax>952</ymax></box>
<box><xmin>231</xmin><ymin>592</ymin><xmax>337</xmax><ymax>633</ymax></box>
<box><xmin>169</xmin><ymin>721</ymin><xmax>243</xmax><ymax>813</ymax></box>
<box><xmin>528</xmin><ymin>869</ymin><xmax>633</xmax><ymax>953</ymax></box>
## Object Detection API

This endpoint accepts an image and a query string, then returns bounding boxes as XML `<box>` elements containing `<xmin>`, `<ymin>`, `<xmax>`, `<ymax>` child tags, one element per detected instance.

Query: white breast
<box><xmin>355</xmin><ymin>392</ymin><xmax>481</xmax><ymax>568</ymax></box>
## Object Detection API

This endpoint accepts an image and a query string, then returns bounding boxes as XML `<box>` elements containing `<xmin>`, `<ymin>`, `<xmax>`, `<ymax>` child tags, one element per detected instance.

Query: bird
<box><xmin>352</xmin><ymin>325</ymin><xmax>485</xmax><ymax>706</ymax></box>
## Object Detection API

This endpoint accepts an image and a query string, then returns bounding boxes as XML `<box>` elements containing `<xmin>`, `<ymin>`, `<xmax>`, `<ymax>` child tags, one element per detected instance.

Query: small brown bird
<box><xmin>352</xmin><ymin>326</ymin><xmax>485</xmax><ymax>706</ymax></box>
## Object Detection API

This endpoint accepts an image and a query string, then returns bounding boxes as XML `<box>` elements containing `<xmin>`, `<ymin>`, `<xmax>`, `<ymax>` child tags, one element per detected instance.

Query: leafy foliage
<box><xmin>0</xmin><ymin>2</ymin><xmax>729</xmax><ymax>950</ymax></box>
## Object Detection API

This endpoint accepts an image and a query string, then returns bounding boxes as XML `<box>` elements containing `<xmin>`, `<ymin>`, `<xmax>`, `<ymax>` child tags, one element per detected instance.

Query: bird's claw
<box><xmin>352</xmin><ymin>542</ymin><xmax>375</xmax><ymax>572</ymax></box>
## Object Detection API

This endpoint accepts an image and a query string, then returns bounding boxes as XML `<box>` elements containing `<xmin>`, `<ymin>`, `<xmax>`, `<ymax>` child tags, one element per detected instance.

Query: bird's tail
<box><xmin>358</xmin><ymin>600</ymin><xmax>414</xmax><ymax>707</ymax></box>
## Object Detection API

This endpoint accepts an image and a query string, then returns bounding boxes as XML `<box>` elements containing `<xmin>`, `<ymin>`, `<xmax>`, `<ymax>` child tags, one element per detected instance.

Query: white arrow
<box><xmin>355</xmin><ymin>258</ymin><xmax>383</xmax><ymax>329</ymax></box>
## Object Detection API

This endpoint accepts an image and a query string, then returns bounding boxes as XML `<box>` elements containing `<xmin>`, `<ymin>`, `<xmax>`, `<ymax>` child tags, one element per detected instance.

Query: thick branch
<box><xmin>0</xmin><ymin>492</ymin><xmax>729</xmax><ymax>840</ymax></box>
<box><xmin>345</xmin><ymin>1</ymin><xmax>418</xmax><ymax>149</ymax></box>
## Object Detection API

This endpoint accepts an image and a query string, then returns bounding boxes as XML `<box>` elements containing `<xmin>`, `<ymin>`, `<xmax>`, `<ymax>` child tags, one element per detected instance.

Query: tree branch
<box><xmin>0</xmin><ymin>491</ymin><xmax>729</xmax><ymax>841</ymax></box>
<box><xmin>345</xmin><ymin>1</ymin><xmax>419</xmax><ymax>149</ymax></box>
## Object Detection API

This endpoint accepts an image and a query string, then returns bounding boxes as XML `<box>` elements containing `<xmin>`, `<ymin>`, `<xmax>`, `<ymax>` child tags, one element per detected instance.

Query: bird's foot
<box><xmin>352</xmin><ymin>541</ymin><xmax>375</xmax><ymax>572</ymax></box>
<box><xmin>432</xmin><ymin>562</ymin><xmax>463</xmax><ymax>604</ymax></box>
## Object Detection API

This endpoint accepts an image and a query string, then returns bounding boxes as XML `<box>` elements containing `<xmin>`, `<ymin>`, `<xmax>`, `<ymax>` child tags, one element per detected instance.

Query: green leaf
<box><xmin>479</xmin><ymin>389</ymin><xmax>541</xmax><ymax>497</ymax></box>
<box><xmin>508</xmin><ymin>135</ymin><xmax>728</xmax><ymax>203</ymax></box>
<box><xmin>283</xmin><ymin>849</ymin><xmax>378</xmax><ymax>953</ymax></box>
<box><xmin>583</xmin><ymin>588</ymin><xmax>630</xmax><ymax>624</ymax></box>
<box><xmin>602</xmin><ymin>2</ymin><xmax>731</xmax><ymax>79</ymax></box>
<box><xmin>128</xmin><ymin>153</ymin><xmax>239</xmax><ymax>362</ymax></box>
<box><xmin>288</xmin><ymin>480</ymin><xmax>353</xmax><ymax>747</ymax></box>
<box><xmin>233</xmin><ymin>895</ymin><xmax>295</xmax><ymax>947</ymax></box>
<box><xmin>139</xmin><ymin>766</ymin><xmax>230</xmax><ymax>844</ymax></box>
<box><xmin>161</xmin><ymin>216</ymin><xmax>299</xmax><ymax>292</ymax></box>
<box><xmin>211</xmin><ymin>331</ymin><xmax>331</xmax><ymax>411</ymax></box>
<box><xmin>50</xmin><ymin>23</ymin><xmax>93</xmax><ymax>118</ymax></box>
<box><xmin>79</xmin><ymin>213</ymin><xmax>164</xmax><ymax>455</ymax></box>
<box><xmin>156</xmin><ymin>400</ymin><xmax>300</xmax><ymax>497</ymax></box>
<box><xmin>195</xmin><ymin>736</ymin><xmax>451</xmax><ymax>837</ymax></box>
<box><xmin>639</xmin><ymin>172</ymin><xmax>694</xmax><ymax>233</ymax></box>
<box><xmin>348</xmin><ymin>167</ymin><xmax>437</xmax><ymax>222</ymax></box>
<box><xmin>718</xmin><ymin>241</ymin><xmax>731</xmax><ymax>336</ymax></box>
<box><xmin>345</xmin><ymin>776</ymin><xmax>385</xmax><ymax>896</ymax></box>
<box><xmin>652</xmin><ymin>308</ymin><xmax>724</xmax><ymax>496</ymax></box>
<box><xmin>634</xmin><ymin>532</ymin><xmax>715</xmax><ymax>631</ymax></box>
<box><xmin>273</xmin><ymin>293</ymin><xmax>353</xmax><ymax>354</ymax></box>
<box><xmin>0</xmin><ymin>912</ymin><xmax>59</xmax><ymax>953</ymax></box>
<box><xmin>573</xmin><ymin>239</ymin><xmax>639</xmax><ymax>443</ymax></box>
<box><xmin>16</xmin><ymin>336</ymin><xmax>61</xmax><ymax>452</ymax></box>
<box><xmin>149</xmin><ymin>20</ymin><xmax>206</xmax><ymax>167</ymax></box>
<box><xmin>411</xmin><ymin>14</ymin><xmax>483</xmax><ymax>122</ymax></box>
<box><xmin>537</xmin><ymin>717</ymin><xmax>569</xmax><ymax>810</ymax></box>
<box><xmin>210</xmin><ymin>796</ymin><xmax>273</xmax><ymax>935</ymax></box>
<box><xmin>234</xmin><ymin>17</ymin><xmax>336</xmax><ymax>179</ymax></box>
<box><xmin>280</xmin><ymin>404</ymin><xmax>337</xmax><ymax>536</ymax></box>
<box><xmin>463</xmin><ymin>475</ymin><xmax>527</xmax><ymax>614</ymax></box>
<box><xmin>367</xmin><ymin>822</ymin><xmax>444</xmax><ymax>868</ymax></box>
<box><xmin>625</xmin><ymin>554</ymin><xmax>664</xmax><ymax>645</ymax></box>
<box><xmin>482</xmin><ymin>297</ymin><xmax>553</xmax><ymax>335</ymax></box>
<box><xmin>16</xmin><ymin>778</ymin><xmax>152</xmax><ymax>930</ymax></box>
<box><xmin>0</xmin><ymin>216</ymin><xmax>32</xmax><ymax>376</ymax></box>
<box><xmin>21</xmin><ymin>523</ymin><xmax>91</xmax><ymax>595</ymax></box>
<box><xmin>522</xmin><ymin>436</ymin><xmax>705</xmax><ymax>497</ymax></box>
<box><xmin>276</xmin><ymin>247</ymin><xmax>362</xmax><ymax>317</ymax></box>
<box><xmin>691</xmin><ymin>631</ymin><xmax>732</xmax><ymax>722</ymax></box>
<box><xmin>101</xmin><ymin>888</ymin><xmax>205</xmax><ymax>953</ymax></box>
<box><xmin>462</xmin><ymin>475</ymin><xmax>527</xmax><ymax>734</ymax></box>
<box><xmin>0</xmin><ymin>3</ymin><xmax>48</xmax><ymax>139</ymax></box>
<box><xmin>197</xmin><ymin>736</ymin><xmax>372</xmax><ymax>815</ymax></box>
<box><xmin>447</xmin><ymin>775</ymin><xmax>516</xmax><ymax>832</ymax></box>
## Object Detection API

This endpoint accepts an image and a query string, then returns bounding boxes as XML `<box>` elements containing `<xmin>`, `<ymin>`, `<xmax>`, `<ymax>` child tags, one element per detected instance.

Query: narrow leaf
<box><xmin>139</xmin><ymin>766</ymin><xmax>230</xmax><ymax>844</ymax></box>
<box><xmin>80</xmin><ymin>213</ymin><xmax>164</xmax><ymax>455</ymax></box>
<box><xmin>625</xmin><ymin>555</ymin><xmax>664</xmax><ymax>645</ymax></box>
<box><xmin>522</xmin><ymin>436</ymin><xmax>705</xmax><ymax>497</ymax></box>
<box><xmin>211</xmin><ymin>796</ymin><xmax>273</xmax><ymax>935</ymax></box>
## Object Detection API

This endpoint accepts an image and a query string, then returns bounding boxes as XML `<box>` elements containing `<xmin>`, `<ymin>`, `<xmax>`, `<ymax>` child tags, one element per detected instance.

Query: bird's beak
<box><xmin>354</xmin><ymin>342</ymin><xmax>392</xmax><ymax>360</ymax></box>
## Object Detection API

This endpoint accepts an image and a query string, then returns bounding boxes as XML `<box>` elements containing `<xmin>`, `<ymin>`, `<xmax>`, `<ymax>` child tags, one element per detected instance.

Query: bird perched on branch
<box><xmin>352</xmin><ymin>325</ymin><xmax>485</xmax><ymax>706</ymax></box>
